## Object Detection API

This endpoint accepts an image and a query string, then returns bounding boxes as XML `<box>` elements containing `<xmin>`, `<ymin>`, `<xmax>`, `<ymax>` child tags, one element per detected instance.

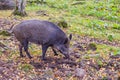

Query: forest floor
<box><xmin>0</xmin><ymin>0</ymin><xmax>120</xmax><ymax>79</ymax></box>
<box><xmin>0</xmin><ymin>18</ymin><xmax>120</xmax><ymax>80</ymax></box>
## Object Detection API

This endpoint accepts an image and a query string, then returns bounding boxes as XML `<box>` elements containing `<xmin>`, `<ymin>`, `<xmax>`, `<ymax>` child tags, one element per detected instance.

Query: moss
<box><xmin>19</xmin><ymin>64</ymin><xmax>33</xmax><ymax>72</ymax></box>
<box><xmin>0</xmin><ymin>30</ymin><xmax>11</xmax><ymax>36</ymax></box>
<box><xmin>49</xmin><ymin>17</ymin><xmax>69</xmax><ymax>28</ymax></box>
<box><xmin>88</xmin><ymin>43</ymin><xmax>97</xmax><ymax>51</ymax></box>
<box><xmin>57</xmin><ymin>20</ymin><xmax>68</xmax><ymax>28</ymax></box>
<box><xmin>12</xmin><ymin>10</ymin><xmax>27</xmax><ymax>17</ymax></box>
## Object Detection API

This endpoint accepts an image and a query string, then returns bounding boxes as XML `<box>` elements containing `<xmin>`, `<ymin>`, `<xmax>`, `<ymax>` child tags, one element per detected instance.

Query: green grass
<box><xmin>26</xmin><ymin>0</ymin><xmax>120</xmax><ymax>52</ymax></box>
<box><xmin>82</xmin><ymin>43</ymin><xmax>120</xmax><ymax>60</ymax></box>
<box><xmin>1</xmin><ymin>0</ymin><xmax>120</xmax><ymax>56</ymax></box>
<box><xmin>32</xmin><ymin>0</ymin><xmax>120</xmax><ymax>41</ymax></box>
<box><xmin>97</xmin><ymin>44</ymin><xmax>120</xmax><ymax>53</ymax></box>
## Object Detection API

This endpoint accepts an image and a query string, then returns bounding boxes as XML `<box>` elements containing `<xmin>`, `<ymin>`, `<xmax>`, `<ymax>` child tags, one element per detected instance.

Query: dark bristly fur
<box><xmin>13</xmin><ymin>20</ymin><xmax>72</xmax><ymax>60</ymax></box>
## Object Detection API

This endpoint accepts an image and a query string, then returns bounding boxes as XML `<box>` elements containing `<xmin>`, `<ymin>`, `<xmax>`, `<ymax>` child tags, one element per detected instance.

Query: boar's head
<box><xmin>55</xmin><ymin>34</ymin><xmax>72</xmax><ymax>58</ymax></box>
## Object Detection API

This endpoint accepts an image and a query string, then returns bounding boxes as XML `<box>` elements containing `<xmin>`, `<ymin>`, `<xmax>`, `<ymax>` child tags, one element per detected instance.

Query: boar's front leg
<box><xmin>22</xmin><ymin>39</ymin><xmax>32</xmax><ymax>59</ymax></box>
<box><xmin>52</xmin><ymin>47</ymin><xmax>58</xmax><ymax>56</ymax></box>
<box><xmin>19</xmin><ymin>44</ymin><xmax>24</xmax><ymax>57</ymax></box>
<box><xmin>41</xmin><ymin>45</ymin><xmax>49</xmax><ymax>60</ymax></box>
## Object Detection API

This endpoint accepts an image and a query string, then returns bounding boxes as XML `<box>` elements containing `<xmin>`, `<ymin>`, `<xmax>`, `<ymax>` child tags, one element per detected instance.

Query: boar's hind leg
<box><xmin>52</xmin><ymin>48</ymin><xmax>58</xmax><ymax>56</ymax></box>
<box><xmin>19</xmin><ymin>44</ymin><xmax>24</xmax><ymax>57</ymax></box>
<box><xmin>41</xmin><ymin>45</ymin><xmax>49</xmax><ymax>60</ymax></box>
<box><xmin>22</xmin><ymin>39</ymin><xmax>32</xmax><ymax>59</ymax></box>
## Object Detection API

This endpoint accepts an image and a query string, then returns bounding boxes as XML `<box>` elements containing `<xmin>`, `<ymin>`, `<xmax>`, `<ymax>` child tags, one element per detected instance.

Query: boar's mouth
<box><xmin>58</xmin><ymin>50</ymin><xmax>69</xmax><ymax>58</ymax></box>
<box><xmin>64</xmin><ymin>54</ymin><xmax>70</xmax><ymax>59</ymax></box>
<box><xmin>61</xmin><ymin>51</ymin><xmax>70</xmax><ymax>59</ymax></box>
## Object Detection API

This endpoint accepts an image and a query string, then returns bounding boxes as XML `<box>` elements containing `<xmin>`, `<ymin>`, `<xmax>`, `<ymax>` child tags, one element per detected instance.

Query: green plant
<box><xmin>102</xmin><ymin>77</ymin><xmax>108</xmax><ymax>80</ymax></box>
<box><xmin>112</xmin><ymin>23</ymin><xmax>120</xmax><ymax>30</ymax></box>
<box><xmin>113</xmin><ymin>50</ymin><xmax>120</xmax><ymax>56</ymax></box>
<box><xmin>97</xmin><ymin>60</ymin><xmax>103</xmax><ymax>67</ymax></box>
<box><xmin>108</xmin><ymin>35</ymin><xmax>113</xmax><ymax>42</ymax></box>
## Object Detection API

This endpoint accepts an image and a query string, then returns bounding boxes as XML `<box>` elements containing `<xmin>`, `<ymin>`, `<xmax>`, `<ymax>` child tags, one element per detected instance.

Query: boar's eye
<box><xmin>64</xmin><ymin>38</ymin><xmax>68</xmax><ymax>44</ymax></box>
<box><xmin>61</xmin><ymin>47</ymin><xmax>65</xmax><ymax>52</ymax></box>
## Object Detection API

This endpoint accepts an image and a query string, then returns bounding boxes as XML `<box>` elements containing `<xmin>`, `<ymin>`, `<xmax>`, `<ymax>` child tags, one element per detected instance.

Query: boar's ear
<box><xmin>69</xmin><ymin>34</ymin><xmax>72</xmax><ymax>40</ymax></box>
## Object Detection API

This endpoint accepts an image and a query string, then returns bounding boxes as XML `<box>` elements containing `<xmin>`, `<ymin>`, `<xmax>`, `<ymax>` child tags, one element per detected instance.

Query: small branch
<box><xmin>0</xmin><ymin>42</ymin><xmax>6</xmax><ymax>48</ymax></box>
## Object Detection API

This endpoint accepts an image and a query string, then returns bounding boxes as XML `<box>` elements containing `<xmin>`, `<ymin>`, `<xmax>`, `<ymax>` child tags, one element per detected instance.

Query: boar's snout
<box><xmin>53</xmin><ymin>45</ymin><xmax>70</xmax><ymax>59</ymax></box>
<box><xmin>55</xmin><ymin>44</ymin><xmax>70</xmax><ymax>59</ymax></box>
<box><xmin>64</xmin><ymin>53</ymin><xmax>70</xmax><ymax>59</ymax></box>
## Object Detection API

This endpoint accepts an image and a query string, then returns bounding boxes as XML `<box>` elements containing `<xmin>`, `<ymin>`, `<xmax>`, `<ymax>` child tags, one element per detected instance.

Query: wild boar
<box><xmin>12</xmin><ymin>20</ymin><xmax>72</xmax><ymax>60</ymax></box>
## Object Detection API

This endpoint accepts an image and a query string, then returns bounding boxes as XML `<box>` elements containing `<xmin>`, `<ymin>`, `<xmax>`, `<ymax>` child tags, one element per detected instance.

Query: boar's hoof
<box><xmin>41</xmin><ymin>57</ymin><xmax>46</xmax><ymax>61</ymax></box>
<box><xmin>28</xmin><ymin>56</ymin><xmax>33</xmax><ymax>59</ymax></box>
<box><xmin>20</xmin><ymin>54</ymin><xmax>25</xmax><ymax>57</ymax></box>
<box><xmin>54</xmin><ymin>53</ymin><xmax>58</xmax><ymax>56</ymax></box>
